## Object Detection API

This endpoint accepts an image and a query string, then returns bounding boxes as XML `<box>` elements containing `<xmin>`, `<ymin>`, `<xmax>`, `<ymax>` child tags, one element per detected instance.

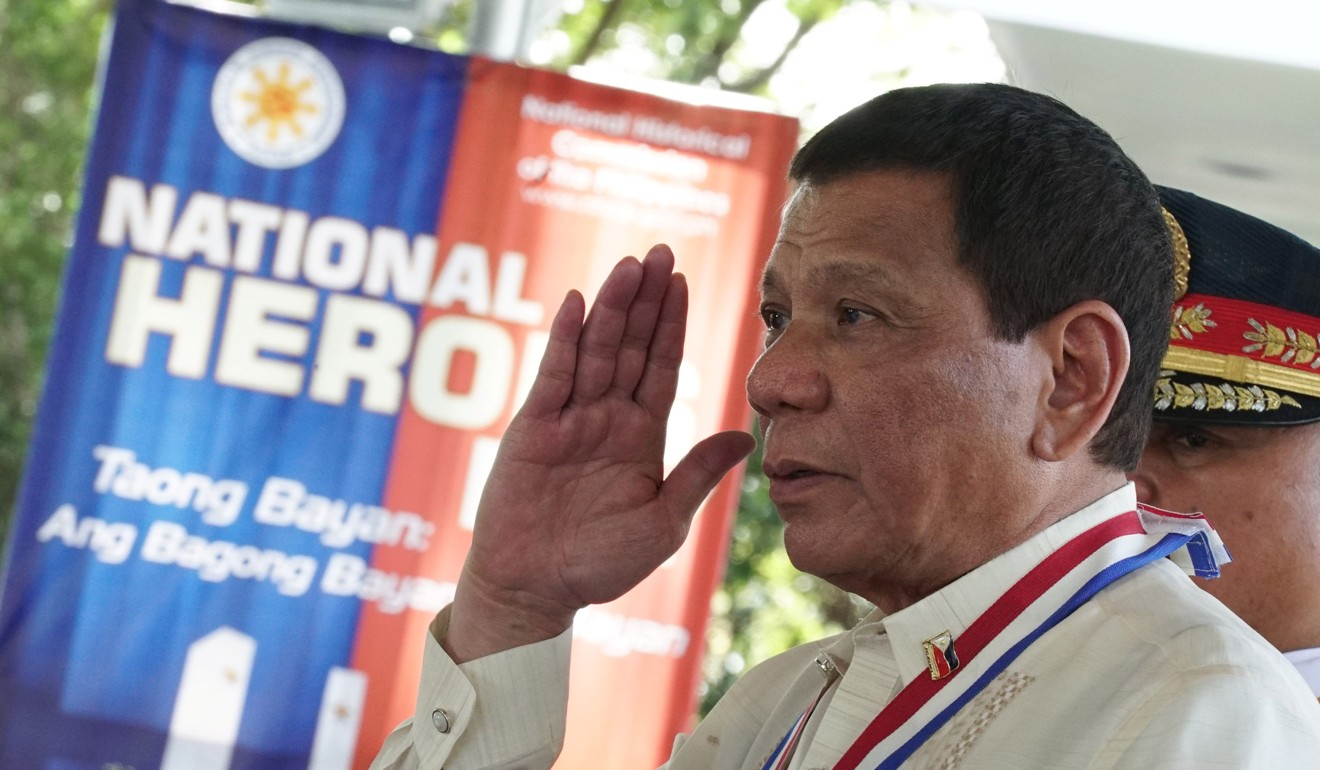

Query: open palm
<box><xmin>447</xmin><ymin>245</ymin><xmax>755</xmax><ymax>661</ymax></box>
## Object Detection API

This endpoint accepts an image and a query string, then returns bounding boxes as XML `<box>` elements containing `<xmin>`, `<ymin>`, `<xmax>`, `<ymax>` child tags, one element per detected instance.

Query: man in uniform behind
<box><xmin>1133</xmin><ymin>186</ymin><xmax>1320</xmax><ymax>697</ymax></box>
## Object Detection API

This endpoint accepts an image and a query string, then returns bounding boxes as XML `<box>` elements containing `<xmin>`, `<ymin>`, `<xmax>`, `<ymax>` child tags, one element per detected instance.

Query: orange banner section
<box><xmin>353</xmin><ymin>59</ymin><xmax>798</xmax><ymax>768</ymax></box>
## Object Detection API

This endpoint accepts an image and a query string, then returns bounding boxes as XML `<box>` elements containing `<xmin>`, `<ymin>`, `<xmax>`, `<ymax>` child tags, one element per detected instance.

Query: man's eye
<box><xmin>1170</xmin><ymin>429</ymin><xmax>1211</xmax><ymax>450</ymax></box>
<box><xmin>838</xmin><ymin>307</ymin><xmax>867</xmax><ymax>325</ymax></box>
<box><xmin>760</xmin><ymin>307</ymin><xmax>788</xmax><ymax>331</ymax></box>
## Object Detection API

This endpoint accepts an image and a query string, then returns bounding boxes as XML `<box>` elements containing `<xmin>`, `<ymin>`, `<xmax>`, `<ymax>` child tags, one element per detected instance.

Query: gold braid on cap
<box><xmin>1163</xmin><ymin>206</ymin><xmax>1191</xmax><ymax>300</ymax></box>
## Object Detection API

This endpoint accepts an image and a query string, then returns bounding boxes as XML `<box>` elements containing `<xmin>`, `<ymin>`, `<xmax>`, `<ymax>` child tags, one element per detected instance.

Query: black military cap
<box><xmin>1153</xmin><ymin>186</ymin><xmax>1320</xmax><ymax>424</ymax></box>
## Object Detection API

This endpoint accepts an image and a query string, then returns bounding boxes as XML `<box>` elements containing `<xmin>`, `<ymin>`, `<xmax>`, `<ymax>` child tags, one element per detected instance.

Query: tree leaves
<box><xmin>0</xmin><ymin>0</ymin><xmax>109</xmax><ymax>540</ymax></box>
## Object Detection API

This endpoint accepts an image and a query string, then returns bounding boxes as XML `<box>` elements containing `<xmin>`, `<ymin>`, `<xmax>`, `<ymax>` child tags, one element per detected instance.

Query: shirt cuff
<box><xmin>407</xmin><ymin>605</ymin><xmax>573</xmax><ymax>769</ymax></box>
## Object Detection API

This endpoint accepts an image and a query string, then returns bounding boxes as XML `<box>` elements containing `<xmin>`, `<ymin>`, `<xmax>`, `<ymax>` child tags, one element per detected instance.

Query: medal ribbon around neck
<box><xmin>760</xmin><ymin>671</ymin><xmax>837</xmax><ymax>770</ymax></box>
<box><xmin>762</xmin><ymin>505</ymin><xmax>1227</xmax><ymax>770</ymax></box>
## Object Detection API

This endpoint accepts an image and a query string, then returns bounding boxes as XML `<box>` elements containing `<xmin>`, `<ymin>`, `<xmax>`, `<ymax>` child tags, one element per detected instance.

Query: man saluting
<box><xmin>373</xmin><ymin>84</ymin><xmax>1320</xmax><ymax>768</ymax></box>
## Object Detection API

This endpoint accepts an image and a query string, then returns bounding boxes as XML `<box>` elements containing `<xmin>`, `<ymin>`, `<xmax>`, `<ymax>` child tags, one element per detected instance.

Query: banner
<box><xmin>357</xmin><ymin>61</ymin><xmax>799</xmax><ymax>768</ymax></box>
<box><xmin>0</xmin><ymin>0</ymin><xmax>798</xmax><ymax>767</ymax></box>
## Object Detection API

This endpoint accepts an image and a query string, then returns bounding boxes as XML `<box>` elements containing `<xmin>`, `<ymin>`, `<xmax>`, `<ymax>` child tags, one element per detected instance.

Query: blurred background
<box><xmin>2</xmin><ymin>0</ymin><xmax>1316</xmax><ymax>717</ymax></box>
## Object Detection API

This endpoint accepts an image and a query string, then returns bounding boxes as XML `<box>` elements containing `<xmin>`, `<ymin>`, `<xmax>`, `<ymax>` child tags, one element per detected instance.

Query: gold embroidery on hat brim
<box><xmin>1154</xmin><ymin>370</ymin><xmax>1302</xmax><ymax>413</ymax></box>
<box><xmin>1162</xmin><ymin>206</ymin><xmax>1192</xmax><ymax>301</ymax></box>
<box><xmin>1162</xmin><ymin>347</ymin><xmax>1320</xmax><ymax>400</ymax></box>
<box><xmin>1243</xmin><ymin>318</ymin><xmax>1320</xmax><ymax>367</ymax></box>
<box><xmin>1170</xmin><ymin>302</ymin><xmax>1216</xmax><ymax>341</ymax></box>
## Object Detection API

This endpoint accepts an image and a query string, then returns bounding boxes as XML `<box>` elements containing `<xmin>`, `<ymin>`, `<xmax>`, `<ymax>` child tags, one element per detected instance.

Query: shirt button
<box><xmin>431</xmin><ymin>708</ymin><xmax>453</xmax><ymax>734</ymax></box>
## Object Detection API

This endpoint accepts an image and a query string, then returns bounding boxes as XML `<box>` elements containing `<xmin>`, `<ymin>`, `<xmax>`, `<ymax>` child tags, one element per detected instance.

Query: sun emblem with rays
<box><xmin>242</xmin><ymin>60</ymin><xmax>321</xmax><ymax>144</ymax></box>
<box><xmin>212</xmin><ymin>37</ymin><xmax>346</xmax><ymax>169</ymax></box>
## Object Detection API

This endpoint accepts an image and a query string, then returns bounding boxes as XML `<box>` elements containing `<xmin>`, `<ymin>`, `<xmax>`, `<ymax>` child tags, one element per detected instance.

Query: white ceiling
<box><xmin>920</xmin><ymin>1</ymin><xmax>1320</xmax><ymax>245</ymax></box>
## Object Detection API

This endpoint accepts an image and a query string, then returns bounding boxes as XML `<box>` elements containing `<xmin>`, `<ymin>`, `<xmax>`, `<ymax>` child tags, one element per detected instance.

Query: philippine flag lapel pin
<box><xmin>923</xmin><ymin>630</ymin><xmax>960</xmax><ymax>680</ymax></box>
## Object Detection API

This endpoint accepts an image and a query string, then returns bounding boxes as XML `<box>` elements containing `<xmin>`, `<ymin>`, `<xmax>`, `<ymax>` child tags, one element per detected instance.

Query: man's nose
<box><xmin>746</xmin><ymin>331</ymin><xmax>829</xmax><ymax>419</ymax></box>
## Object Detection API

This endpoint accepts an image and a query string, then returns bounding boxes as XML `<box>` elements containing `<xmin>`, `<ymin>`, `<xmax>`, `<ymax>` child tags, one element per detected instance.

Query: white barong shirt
<box><xmin>371</xmin><ymin>485</ymin><xmax>1320</xmax><ymax>769</ymax></box>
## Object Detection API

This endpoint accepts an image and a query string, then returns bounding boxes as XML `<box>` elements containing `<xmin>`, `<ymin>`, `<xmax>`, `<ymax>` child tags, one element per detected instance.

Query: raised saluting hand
<box><xmin>443</xmin><ymin>244</ymin><xmax>756</xmax><ymax>662</ymax></box>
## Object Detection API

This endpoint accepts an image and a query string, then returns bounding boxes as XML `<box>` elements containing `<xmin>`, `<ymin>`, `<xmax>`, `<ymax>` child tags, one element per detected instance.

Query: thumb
<box><xmin>661</xmin><ymin>430</ymin><xmax>757</xmax><ymax>519</ymax></box>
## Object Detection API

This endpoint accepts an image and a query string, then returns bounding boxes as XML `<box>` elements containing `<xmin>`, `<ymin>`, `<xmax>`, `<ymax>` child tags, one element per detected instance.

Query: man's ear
<box><xmin>1030</xmin><ymin>300</ymin><xmax>1129</xmax><ymax>462</ymax></box>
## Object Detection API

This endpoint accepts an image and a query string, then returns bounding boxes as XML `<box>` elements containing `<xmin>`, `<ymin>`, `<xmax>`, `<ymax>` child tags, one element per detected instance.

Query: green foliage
<box><xmin>546</xmin><ymin>0</ymin><xmax>846</xmax><ymax>94</ymax></box>
<box><xmin>0</xmin><ymin>0</ymin><xmax>110</xmax><ymax>548</ymax></box>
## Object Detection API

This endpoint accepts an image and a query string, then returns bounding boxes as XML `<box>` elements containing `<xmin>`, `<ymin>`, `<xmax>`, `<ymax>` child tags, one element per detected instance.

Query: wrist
<box><xmin>441</xmin><ymin>574</ymin><xmax>578</xmax><ymax>663</ymax></box>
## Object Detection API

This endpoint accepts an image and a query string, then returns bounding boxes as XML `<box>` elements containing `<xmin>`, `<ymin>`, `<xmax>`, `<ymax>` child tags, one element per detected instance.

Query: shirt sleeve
<box><xmin>369</xmin><ymin>605</ymin><xmax>573</xmax><ymax>770</ymax></box>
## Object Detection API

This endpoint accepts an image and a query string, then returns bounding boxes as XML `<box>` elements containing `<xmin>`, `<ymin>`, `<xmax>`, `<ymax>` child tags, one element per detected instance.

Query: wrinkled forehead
<box><xmin>761</xmin><ymin>174</ymin><xmax>956</xmax><ymax>296</ymax></box>
<box><xmin>779</xmin><ymin>172</ymin><xmax>956</xmax><ymax>244</ymax></box>
<box><xmin>759</xmin><ymin>252</ymin><xmax>899</xmax><ymax>300</ymax></box>
<box><xmin>778</xmin><ymin>182</ymin><xmax>820</xmax><ymax>225</ymax></box>
<box><xmin>776</xmin><ymin>180</ymin><xmax>886</xmax><ymax>233</ymax></box>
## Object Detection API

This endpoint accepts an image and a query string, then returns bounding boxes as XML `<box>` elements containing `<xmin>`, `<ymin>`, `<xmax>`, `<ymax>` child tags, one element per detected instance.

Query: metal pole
<box><xmin>469</xmin><ymin>0</ymin><xmax>536</xmax><ymax>61</ymax></box>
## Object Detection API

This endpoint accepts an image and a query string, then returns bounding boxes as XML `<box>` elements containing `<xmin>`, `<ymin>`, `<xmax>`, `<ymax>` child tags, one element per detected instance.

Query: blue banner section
<box><xmin>0</xmin><ymin>0</ymin><xmax>466</xmax><ymax>764</ymax></box>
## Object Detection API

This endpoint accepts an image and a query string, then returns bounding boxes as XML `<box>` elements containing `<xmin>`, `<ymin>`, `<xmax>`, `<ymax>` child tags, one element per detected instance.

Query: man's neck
<box><xmin>859</xmin><ymin>474</ymin><xmax>1132</xmax><ymax>614</ymax></box>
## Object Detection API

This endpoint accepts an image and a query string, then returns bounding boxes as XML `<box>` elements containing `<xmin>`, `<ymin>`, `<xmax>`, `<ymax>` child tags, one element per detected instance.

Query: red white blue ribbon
<box><xmin>761</xmin><ymin>505</ymin><xmax>1227</xmax><ymax>770</ymax></box>
<box><xmin>761</xmin><ymin>673</ymin><xmax>835</xmax><ymax>770</ymax></box>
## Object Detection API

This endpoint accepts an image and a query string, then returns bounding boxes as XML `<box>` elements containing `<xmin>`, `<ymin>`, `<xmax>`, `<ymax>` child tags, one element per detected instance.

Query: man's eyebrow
<box><xmin>760</xmin><ymin>260</ymin><xmax>895</xmax><ymax>295</ymax></box>
<box><xmin>808</xmin><ymin>261</ymin><xmax>894</xmax><ymax>287</ymax></box>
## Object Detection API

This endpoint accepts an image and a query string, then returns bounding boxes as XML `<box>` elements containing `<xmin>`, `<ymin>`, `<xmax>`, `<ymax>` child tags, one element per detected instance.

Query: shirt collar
<box><xmin>875</xmin><ymin>484</ymin><xmax>1138</xmax><ymax>688</ymax></box>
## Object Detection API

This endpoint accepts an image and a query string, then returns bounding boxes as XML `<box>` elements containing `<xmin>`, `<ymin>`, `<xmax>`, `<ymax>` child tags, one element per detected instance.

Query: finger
<box><xmin>610</xmin><ymin>244</ymin><xmax>676</xmax><ymax>398</ymax></box>
<box><xmin>520</xmin><ymin>289</ymin><xmax>585</xmax><ymax>418</ymax></box>
<box><xmin>634</xmin><ymin>272</ymin><xmax>688</xmax><ymax>418</ymax></box>
<box><xmin>660</xmin><ymin>430</ymin><xmax>757</xmax><ymax>521</ymax></box>
<box><xmin>571</xmin><ymin>256</ymin><xmax>645</xmax><ymax>403</ymax></box>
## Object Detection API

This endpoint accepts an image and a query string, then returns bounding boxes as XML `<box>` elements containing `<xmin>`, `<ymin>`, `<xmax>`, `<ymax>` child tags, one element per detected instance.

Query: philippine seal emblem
<box><xmin>211</xmin><ymin>37</ymin><xmax>345</xmax><ymax>169</ymax></box>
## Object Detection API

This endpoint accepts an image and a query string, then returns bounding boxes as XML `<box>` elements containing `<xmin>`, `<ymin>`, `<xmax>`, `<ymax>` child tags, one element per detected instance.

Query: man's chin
<box><xmin>782</xmin><ymin>536</ymin><xmax>852</xmax><ymax>588</ymax></box>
